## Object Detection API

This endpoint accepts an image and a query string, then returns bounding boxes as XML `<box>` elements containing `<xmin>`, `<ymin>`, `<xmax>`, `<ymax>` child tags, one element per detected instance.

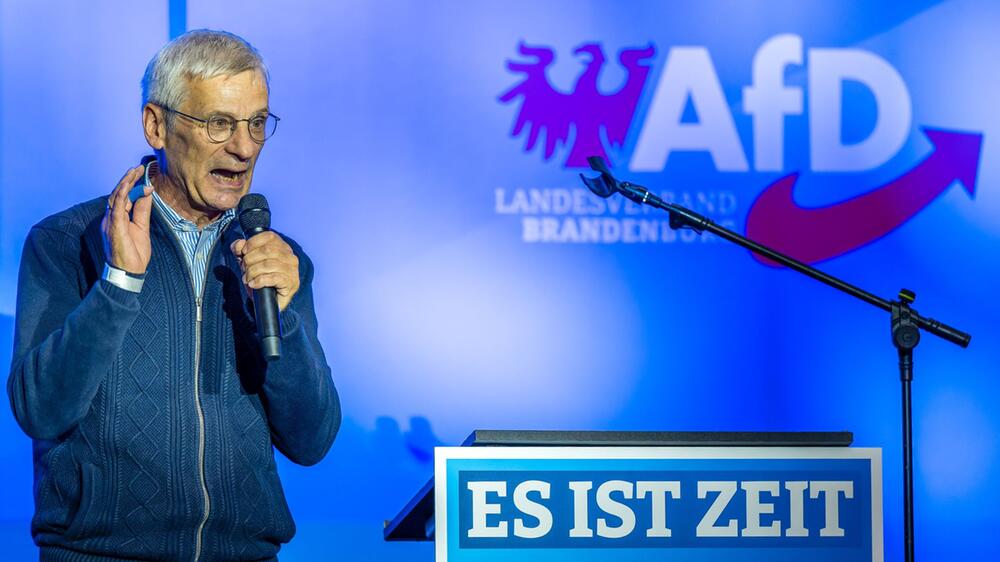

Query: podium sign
<box><xmin>435</xmin><ymin>447</ymin><xmax>882</xmax><ymax>562</ymax></box>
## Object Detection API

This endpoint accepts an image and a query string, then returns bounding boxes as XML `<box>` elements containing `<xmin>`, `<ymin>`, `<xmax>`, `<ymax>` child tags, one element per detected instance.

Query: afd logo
<box><xmin>499</xmin><ymin>34</ymin><xmax>983</xmax><ymax>264</ymax></box>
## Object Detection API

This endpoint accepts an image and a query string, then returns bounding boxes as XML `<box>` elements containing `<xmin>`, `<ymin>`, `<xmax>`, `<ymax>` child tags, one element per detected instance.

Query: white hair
<box><xmin>141</xmin><ymin>29</ymin><xmax>269</xmax><ymax>110</ymax></box>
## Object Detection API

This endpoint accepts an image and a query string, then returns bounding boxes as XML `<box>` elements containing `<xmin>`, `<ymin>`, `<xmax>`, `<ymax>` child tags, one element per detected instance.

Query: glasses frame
<box><xmin>161</xmin><ymin>106</ymin><xmax>280</xmax><ymax>144</ymax></box>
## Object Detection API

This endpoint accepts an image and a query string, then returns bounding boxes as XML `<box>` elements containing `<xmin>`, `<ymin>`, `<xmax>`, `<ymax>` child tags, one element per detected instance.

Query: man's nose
<box><xmin>225</xmin><ymin>124</ymin><xmax>259</xmax><ymax>161</ymax></box>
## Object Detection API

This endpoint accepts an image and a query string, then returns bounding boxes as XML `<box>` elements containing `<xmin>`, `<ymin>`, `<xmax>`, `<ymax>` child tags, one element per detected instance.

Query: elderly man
<box><xmin>7</xmin><ymin>30</ymin><xmax>340</xmax><ymax>561</ymax></box>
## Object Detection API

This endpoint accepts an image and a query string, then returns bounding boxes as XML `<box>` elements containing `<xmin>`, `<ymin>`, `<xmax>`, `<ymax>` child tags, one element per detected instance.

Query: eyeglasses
<box><xmin>162</xmin><ymin>106</ymin><xmax>280</xmax><ymax>143</ymax></box>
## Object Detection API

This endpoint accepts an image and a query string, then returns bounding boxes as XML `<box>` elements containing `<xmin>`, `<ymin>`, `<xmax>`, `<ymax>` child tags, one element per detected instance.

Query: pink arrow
<box><xmin>746</xmin><ymin>128</ymin><xmax>982</xmax><ymax>267</ymax></box>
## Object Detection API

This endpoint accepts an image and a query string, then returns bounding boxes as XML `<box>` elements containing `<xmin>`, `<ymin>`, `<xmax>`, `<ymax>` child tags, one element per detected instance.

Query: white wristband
<box><xmin>102</xmin><ymin>263</ymin><xmax>145</xmax><ymax>293</ymax></box>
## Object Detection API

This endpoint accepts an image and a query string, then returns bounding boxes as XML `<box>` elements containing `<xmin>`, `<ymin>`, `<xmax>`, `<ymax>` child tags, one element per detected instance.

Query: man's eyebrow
<box><xmin>207</xmin><ymin>107</ymin><xmax>270</xmax><ymax>117</ymax></box>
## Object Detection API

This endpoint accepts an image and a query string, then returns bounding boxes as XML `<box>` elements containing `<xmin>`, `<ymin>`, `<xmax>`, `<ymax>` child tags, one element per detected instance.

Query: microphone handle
<box><xmin>253</xmin><ymin>286</ymin><xmax>282</xmax><ymax>361</ymax></box>
<box><xmin>244</xmin><ymin>226</ymin><xmax>282</xmax><ymax>361</ymax></box>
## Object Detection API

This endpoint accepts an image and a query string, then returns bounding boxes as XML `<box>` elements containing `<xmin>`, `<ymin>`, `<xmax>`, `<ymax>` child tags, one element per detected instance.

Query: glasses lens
<box><xmin>206</xmin><ymin>115</ymin><xmax>236</xmax><ymax>142</ymax></box>
<box><xmin>248</xmin><ymin>114</ymin><xmax>278</xmax><ymax>142</ymax></box>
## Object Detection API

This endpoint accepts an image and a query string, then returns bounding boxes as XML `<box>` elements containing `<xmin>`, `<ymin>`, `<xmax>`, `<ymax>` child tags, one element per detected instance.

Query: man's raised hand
<box><xmin>101</xmin><ymin>165</ymin><xmax>155</xmax><ymax>274</ymax></box>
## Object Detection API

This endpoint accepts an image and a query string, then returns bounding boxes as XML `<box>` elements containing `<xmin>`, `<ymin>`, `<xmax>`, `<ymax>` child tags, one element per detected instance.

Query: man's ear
<box><xmin>142</xmin><ymin>103</ymin><xmax>167</xmax><ymax>150</ymax></box>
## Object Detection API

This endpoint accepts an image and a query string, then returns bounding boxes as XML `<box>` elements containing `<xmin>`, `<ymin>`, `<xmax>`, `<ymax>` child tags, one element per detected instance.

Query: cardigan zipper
<box><xmin>190</xmin><ymin>237</ymin><xmax>223</xmax><ymax>561</ymax></box>
<box><xmin>192</xmin><ymin>296</ymin><xmax>210</xmax><ymax>562</ymax></box>
<box><xmin>152</xmin><ymin>203</ymin><xmax>231</xmax><ymax>561</ymax></box>
<box><xmin>157</xmin><ymin>219</ymin><xmax>221</xmax><ymax>562</ymax></box>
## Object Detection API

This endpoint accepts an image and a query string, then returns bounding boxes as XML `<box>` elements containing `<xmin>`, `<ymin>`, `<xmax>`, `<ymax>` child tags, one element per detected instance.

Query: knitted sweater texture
<box><xmin>7</xmin><ymin>196</ymin><xmax>341</xmax><ymax>561</ymax></box>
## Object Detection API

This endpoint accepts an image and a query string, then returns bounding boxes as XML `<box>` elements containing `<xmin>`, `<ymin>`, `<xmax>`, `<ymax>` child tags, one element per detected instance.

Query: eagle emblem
<box><xmin>499</xmin><ymin>42</ymin><xmax>656</xmax><ymax>168</ymax></box>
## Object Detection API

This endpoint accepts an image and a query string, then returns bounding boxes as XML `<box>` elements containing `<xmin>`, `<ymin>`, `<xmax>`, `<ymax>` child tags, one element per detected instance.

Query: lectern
<box><xmin>385</xmin><ymin>430</ymin><xmax>882</xmax><ymax>562</ymax></box>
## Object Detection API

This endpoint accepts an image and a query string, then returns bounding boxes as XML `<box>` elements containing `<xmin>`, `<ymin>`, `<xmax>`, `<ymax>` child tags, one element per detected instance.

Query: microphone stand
<box><xmin>580</xmin><ymin>157</ymin><xmax>970</xmax><ymax>562</ymax></box>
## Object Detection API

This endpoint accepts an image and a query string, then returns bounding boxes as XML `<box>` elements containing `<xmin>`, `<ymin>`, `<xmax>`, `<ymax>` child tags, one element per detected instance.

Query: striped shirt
<box><xmin>152</xmin><ymin>192</ymin><xmax>237</xmax><ymax>299</ymax></box>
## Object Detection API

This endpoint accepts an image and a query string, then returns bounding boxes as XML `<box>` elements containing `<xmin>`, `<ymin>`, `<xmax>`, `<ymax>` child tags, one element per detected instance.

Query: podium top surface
<box><xmin>384</xmin><ymin>429</ymin><xmax>853</xmax><ymax>542</ymax></box>
<box><xmin>461</xmin><ymin>429</ymin><xmax>853</xmax><ymax>448</ymax></box>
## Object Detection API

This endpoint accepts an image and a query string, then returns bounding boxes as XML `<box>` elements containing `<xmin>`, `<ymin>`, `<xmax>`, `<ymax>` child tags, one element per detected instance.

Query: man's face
<box><xmin>160</xmin><ymin>69</ymin><xmax>269</xmax><ymax>216</ymax></box>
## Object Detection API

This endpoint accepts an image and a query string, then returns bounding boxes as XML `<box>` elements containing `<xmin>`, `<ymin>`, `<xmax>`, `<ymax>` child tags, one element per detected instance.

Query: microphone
<box><xmin>579</xmin><ymin>156</ymin><xmax>668</xmax><ymax>209</ymax></box>
<box><xmin>128</xmin><ymin>155</ymin><xmax>160</xmax><ymax>203</ymax></box>
<box><xmin>238</xmin><ymin>193</ymin><xmax>282</xmax><ymax>361</ymax></box>
<box><xmin>579</xmin><ymin>155</ymin><xmax>712</xmax><ymax>232</ymax></box>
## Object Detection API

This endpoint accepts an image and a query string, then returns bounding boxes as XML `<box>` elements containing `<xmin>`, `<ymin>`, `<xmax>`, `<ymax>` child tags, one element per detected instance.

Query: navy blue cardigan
<box><xmin>7</xmin><ymin>196</ymin><xmax>341</xmax><ymax>561</ymax></box>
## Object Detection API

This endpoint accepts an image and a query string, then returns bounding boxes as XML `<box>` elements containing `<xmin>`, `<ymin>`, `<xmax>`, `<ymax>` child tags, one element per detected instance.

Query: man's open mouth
<box><xmin>210</xmin><ymin>168</ymin><xmax>247</xmax><ymax>185</ymax></box>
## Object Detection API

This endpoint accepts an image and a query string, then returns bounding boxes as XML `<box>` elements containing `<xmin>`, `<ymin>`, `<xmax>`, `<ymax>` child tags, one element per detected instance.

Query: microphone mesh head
<box><xmin>140</xmin><ymin>155</ymin><xmax>159</xmax><ymax>179</ymax></box>
<box><xmin>238</xmin><ymin>193</ymin><xmax>271</xmax><ymax>231</ymax></box>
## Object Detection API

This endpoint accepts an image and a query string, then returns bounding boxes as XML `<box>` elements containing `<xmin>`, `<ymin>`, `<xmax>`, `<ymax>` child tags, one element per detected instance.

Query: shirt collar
<box><xmin>150</xmin><ymin>188</ymin><xmax>237</xmax><ymax>233</ymax></box>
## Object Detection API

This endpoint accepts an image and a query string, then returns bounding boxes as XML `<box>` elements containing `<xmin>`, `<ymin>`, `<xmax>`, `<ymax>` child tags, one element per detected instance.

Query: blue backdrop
<box><xmin>1</xmin><ymin>1</ymin><xmax>997</xmax><ymax>560</ymax></box>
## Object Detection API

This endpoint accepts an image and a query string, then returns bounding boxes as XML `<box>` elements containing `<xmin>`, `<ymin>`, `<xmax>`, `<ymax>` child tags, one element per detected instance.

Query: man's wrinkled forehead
<box><xmin>179</xmin><ymin>70</ymin><xmax>269</xmax><ymax>113</ymax></box>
